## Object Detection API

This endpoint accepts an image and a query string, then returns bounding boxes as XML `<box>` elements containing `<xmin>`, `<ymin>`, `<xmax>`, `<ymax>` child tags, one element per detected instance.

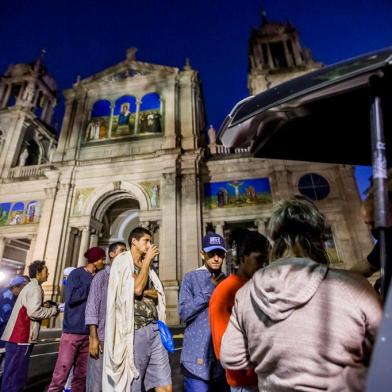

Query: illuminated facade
<box><xmin>0</xmin><ymin>22</ymin><xmax>372</xmax><ymax>325</ymax></box>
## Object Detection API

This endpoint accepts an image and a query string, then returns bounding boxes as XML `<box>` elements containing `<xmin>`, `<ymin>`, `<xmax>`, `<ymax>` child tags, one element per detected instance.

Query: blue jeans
<box><xmin>1</xmin><ymin>342</ymin><xmax>33</xmax><ymax>392</ymax></box>
<box><xmin>183</xmin><ymin>376</ymin><xmax>230</xmax><ymax>392</ymax></box>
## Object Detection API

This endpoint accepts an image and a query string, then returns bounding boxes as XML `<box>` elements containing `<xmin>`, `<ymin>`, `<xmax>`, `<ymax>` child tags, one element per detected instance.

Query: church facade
<box><xmin>0</xmin><ymin>19</ymin><xmax>372</xmax><ymax>324</ymax></box>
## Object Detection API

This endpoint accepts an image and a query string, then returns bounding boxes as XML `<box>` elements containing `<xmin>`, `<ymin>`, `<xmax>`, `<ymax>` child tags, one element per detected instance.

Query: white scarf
<box><xmin>102</xmin><ymin>251</ymin><xmax>166</xmax><ymax>391</ymax></box>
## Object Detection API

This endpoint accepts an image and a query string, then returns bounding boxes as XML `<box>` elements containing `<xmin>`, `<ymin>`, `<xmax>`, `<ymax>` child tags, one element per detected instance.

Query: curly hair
<box><xmin>28</xmin><ymin>260</ymin><xmax>46</xmax><ymax>279</ymax></box>
<box><xmin>268</xmin><ymin>198</ymin><xmax>329</xmax><ymax>265</ymax></box>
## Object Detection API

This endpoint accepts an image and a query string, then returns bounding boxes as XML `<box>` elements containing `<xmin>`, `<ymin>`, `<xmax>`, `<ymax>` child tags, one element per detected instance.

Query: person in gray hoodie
<box><xmin>221</xmin><ymin>198</ymin><xmax>382</xmax><ymax>392</ymax></box>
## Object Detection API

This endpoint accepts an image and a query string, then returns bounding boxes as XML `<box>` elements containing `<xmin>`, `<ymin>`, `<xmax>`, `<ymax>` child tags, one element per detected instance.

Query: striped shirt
<box><xmin>85</xmin><ymin>266</ymin><xmax>110</xmax><ymax>341</ymax></box>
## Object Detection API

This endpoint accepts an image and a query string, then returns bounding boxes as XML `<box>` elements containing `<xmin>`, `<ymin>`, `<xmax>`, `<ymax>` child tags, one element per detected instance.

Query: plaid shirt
<box><xmin>85</xmin><ymin>266</ymin><xmax>110</xmax><ymax>341</ymax></box>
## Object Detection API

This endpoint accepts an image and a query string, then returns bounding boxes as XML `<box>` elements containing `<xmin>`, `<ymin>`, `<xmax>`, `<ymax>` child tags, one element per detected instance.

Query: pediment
<box><xmin>79</xmin><ymin>59</ymin><xmax>179</xmax><ymax>86</ymax></box>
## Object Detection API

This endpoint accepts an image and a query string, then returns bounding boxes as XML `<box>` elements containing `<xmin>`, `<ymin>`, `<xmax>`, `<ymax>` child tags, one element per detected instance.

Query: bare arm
<box><xmin>134</xmin><ymin>245</ymin><xmax>159</xmax><ymax>296</ymax></box>
<box><xmin>89</xmin><ymin>325</ymin><xmax>102</xmax><ymax>359</ymax></box>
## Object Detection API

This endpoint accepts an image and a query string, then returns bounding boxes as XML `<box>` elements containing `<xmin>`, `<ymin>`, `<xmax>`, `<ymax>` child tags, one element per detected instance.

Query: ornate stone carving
<box><xmin>113</xmin><ymin>181</ymin><xmax>122</xmax><ymax>191</ymax></box>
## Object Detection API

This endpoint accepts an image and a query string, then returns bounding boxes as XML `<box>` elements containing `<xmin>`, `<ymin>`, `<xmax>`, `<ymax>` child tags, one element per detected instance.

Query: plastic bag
<box><xmin>158</xmin><ymin>320</ymin><xmax>175</xmax><ymax>353</ymax></box>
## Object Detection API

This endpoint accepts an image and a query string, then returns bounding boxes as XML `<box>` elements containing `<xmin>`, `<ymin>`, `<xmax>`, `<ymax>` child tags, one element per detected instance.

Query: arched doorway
<box><xmin>99</xmin><ymin>198</ymin><xmax>140</xmax><ymax>247</ymax></box>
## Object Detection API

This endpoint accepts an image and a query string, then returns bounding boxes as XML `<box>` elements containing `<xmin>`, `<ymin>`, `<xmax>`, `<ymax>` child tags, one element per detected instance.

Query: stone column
<box><xmin>108</xmin><ymin>104</ymin><xmax>114</xmax><ymax>138</ymax></box>
<box><xmin>214</xmin><ymin>221</ymin><xmax>224</xmax><ymax>237</ymax></box>
<box><xmin>0</xmin><ymin>83</ymin><xmax>7</xmax><ymax>108</ymax></box>
<box><xmin>135</xmin><ymin>99</ymin><xmax>141</xmax><ymax>134</ymax></box>
<box><xmin>1</xmin><ymin>84</ymin><xmax>11</xmax><ymax>108</ymax></box>
<box><xmin>283</xmin><ymin>40</ymin><xmax>293</xmax><ymax>67</ymax></box>
<box><xmin>41</xmin><ymin>181</ymin><xmax>73</xmax><ymax>300</ymax></box>
<box><xmin>65</xmin><ymin>90</ymin><xmax>88</xmax><ymax>159</ymax></box>
<box><xmin>293</xmin><ymin>37</ymin><xmax>304</xmax><ymax>66</ymax></box>
<box><xmin>0</xmin><ymin>112</ymin><xmax>26</xmax><ymax>177</ymax></box>
<box><xmin>55</xmin><ymin>98</ymin><xmax>74</xmax><ymax>157</ymax></box>
<box><xmin>77</xmin><ymin>226</ymin><xmax>90</xmax><ymax>267</ymax></box>
<box><xmin>214</xmin><ymin>222</ymin><xmax>226</xmax><ymax>273</ymax></box>
<box><xmin>180</xmin><ymin>170</ymin><xmax>202</xmax><ymax>273</ymax></box>
<box><xmin>159</xmin><ymin>171</ymin><xmax>180</xmax><ymax>325</ymax></box>
<box><xmin>43</xmin><ymin>100</ymin><xmax>55</xmax><ymax>125</ymax></box>
<box><xmin>266</xmin><ymin>44</ymin><xmax>274</xmax><ymax>69</ymax></box>
<box><xmin>89</xmin><ymin>232</ymin><xmax>98</xmax><ymax>247</ymax></box>
<box><xmin>26</xmin><ymin>234</ymin><xmax>37</xmax><ymax>265</ymax></box>
<box><xmin>32</xmin><ymin>187</ymin><xmax>57</xmax><ymax>260</ymax></box>
<box><xmin>0</xmin><ymin>236</ymin><xmax>6</xmax><ymax>262</ymax></box>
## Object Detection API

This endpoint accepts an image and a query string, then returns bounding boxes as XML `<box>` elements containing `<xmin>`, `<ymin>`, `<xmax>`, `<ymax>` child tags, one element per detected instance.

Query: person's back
<box><xmin>222</xmin><ymin>257</ymin><xmax>381</xmax><ymax>391</ymax></box>
<box><xmin>221</xmin><ymin>198</ymin><xmax>382</xmax><ymax>392</ymax></box>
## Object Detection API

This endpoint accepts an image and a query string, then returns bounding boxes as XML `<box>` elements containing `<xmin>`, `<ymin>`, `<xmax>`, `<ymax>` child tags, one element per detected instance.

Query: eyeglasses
<box><xmin>206</xmin><ymin>250</ymin><xmax>226</xmax><ymax>259</ymax></box>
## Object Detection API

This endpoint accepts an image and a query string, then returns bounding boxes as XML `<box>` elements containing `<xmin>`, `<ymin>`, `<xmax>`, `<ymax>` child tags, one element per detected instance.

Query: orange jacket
<box><xmin>208</xmin><ymin>274</ymin><xmax>257</xmax><ymax>387</ymax></box>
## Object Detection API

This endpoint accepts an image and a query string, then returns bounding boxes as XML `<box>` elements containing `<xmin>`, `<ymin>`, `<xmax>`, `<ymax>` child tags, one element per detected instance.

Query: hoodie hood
<box><xmin>250</xmin><ymin>257</ymin><xmax>328</xmax><ymax>322</ymax></box>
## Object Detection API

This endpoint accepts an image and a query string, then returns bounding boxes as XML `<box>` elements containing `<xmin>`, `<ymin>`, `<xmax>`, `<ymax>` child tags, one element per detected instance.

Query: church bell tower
<box><xmin>248</xmin><ymin>12</ymin><xmax>322</xmax><ymax>94</ymax></box>
<box><xmin>0</xmin><ymin>52</ymin><xmax>58</xmax><ymax>178</ymax></box>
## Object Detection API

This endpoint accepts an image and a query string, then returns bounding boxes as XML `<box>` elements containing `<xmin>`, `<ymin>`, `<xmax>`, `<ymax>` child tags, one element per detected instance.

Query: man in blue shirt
<box><xmin>48</xmin><ymin>247</ymin><xmax>105</xmax><ymax>392</ymax></box>
<box><xmin>0</xmin><ymin>276</ymin><xmax>29</xmax><ymax>380</ymax></box>
<box><xmin>179</xmin><ymin>233</ymin><xmax>229</xmax><ymax>392</ymax></box>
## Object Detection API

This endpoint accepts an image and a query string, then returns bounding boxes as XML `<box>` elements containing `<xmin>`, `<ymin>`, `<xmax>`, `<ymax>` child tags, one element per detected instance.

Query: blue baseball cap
<box><xmin>202</xmin><ymin>233</ymin><xmax>226</xmax><ymax>253</ymax></box>
<box><xmin>9</xmin><ymin>276</ymin><xmax>29</xmax><ymax>288</ymax></box>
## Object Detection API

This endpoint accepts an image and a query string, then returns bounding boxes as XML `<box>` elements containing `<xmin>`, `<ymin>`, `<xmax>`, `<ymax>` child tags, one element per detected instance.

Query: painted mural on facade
<box><xmin>204</xmin><ymin>178</ymin><xmax>272</xmax><ymax>209</ymax></box>
<box><xmin>0</xmin><ymin>200</ymin><xmax>41</xmax><ymax>225</ymax></box>
<box><xmin>73</xmin><ymin>188</ymin><xmax>94</xmax><ymax>215</ymax></box>
<box><xmin>86</xmin><ymin>92</ymin><xmax>162</xmax><ymax>141</ymax></box>
<box><xmin>140</xmin><ymin>182</ymin><xmax>160</xmax><ymax>208</ymax></box>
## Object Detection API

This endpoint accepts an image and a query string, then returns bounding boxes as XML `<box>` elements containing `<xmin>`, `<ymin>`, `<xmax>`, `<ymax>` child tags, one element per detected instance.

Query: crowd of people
<box><xmin>0</xmin><ymin>193</ymin><xmax>385</xmax><ymax>391</ymax></box>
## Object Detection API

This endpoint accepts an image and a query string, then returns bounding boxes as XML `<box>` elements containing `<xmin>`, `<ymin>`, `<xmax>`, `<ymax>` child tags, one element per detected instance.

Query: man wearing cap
<box><xmin>0</xmin><ymin>276</ymin><xmax>29</xmax><ymax>381</ymax></box>
<box><xmin>1</xmin><ymin>261</ymin><xmax>58</xmax><ymax>392</ymax></box>
<box><xmin>48</xmin><ymin>246</ymin><xmax>105</xmax><ymax>392</ymax></box>
<box><xmin>179</xmin><ymin>233</ymin><xmax>229</xmax><ymax>391</ymax></box>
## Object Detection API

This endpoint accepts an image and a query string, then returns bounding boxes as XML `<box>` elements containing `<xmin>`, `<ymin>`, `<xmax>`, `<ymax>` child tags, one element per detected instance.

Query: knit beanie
<box><xmin>84</xmin><ymin>247</ymin><xmax>106</xmax><ymax>263</ymax></box>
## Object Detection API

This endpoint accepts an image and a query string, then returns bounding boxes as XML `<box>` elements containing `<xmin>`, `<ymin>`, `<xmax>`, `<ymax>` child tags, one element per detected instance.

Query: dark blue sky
<box><xmin>1</xmin><ymin>0</ymin><xmax>391</xmax><ymax>194</ymax></box>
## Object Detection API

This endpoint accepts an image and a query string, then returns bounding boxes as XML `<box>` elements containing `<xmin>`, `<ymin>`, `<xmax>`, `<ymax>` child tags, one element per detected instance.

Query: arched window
<box><xmin>140</xmin><ymin>93</ymin><xmax>160</xmax><ymax>111</ymax></box>
<box><xmin>91</xmin><ymin>99</ymin><xmax>111</xmax><ymax>118</ymax></box>
<box><xmin>114</xmin><ymin>95</ymin><xmax>137</xmax><ymax>115</ymax></box>
<box><xmin>87</xmin><ymin>100</ymin><xmax>111</xmax><ymax>141</ymax></box>
<box><xmin>139</xmin><ymin>93</ymin><xmax>162</xmax><ymax>133</ymax></box>
<box><xmin>298</xmin><ymin>173</ymin><xmax>330</xmax><ymax>201</ymax></box>
<box><xmin>112</xmin><ymin>95</ymin><xmax>137</xmax><ymax>135</ymax></box>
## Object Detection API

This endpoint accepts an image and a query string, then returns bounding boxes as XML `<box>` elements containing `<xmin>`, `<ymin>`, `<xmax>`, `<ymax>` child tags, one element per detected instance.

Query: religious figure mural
<box><xmin>86</xmin><ymin>92</ymin><xmax>163</xmax><ymax>142</ymax></box>
<box><xmin>86</xmin><ymin>99</ymin><xmax>111</xmax><ymax>141</ymax></box>
<box><xmin>9</xmin><ymin>202</ymin><xmax>25</xmax><ymax>225</ymax></box>
<box><xmin>139</xmin><ymin>93</ymin><xmax>162</xmax><ymax>134</ymax></box>
<box><xmin>140</xmin><ymin>182</ymin><xmax>160</xmax><ymax>208</ymax></box>
<box><xmin>204</xmin><ymin>178</ymin><xmax>272</xmax><ymax>209</ymax></box>
<box><xmin>112</xmin><ymin>96</ymin><xmax>136</xmax><ymax>136</ymax></box>
<box><xmin>72</xmin><ymin>188</ymin><xmax>94</xmax><ymax>216</ymax></box>
<box><xmin>0</xmin><ymin>203</ymin><xmax>11</xmax><ymax>225</ymax></box>
<box><xmin>26</xmin><ymin>201</ymin><xmax>40</xmax><ymax>223</ymax></box>
<box><xmin>0</xmin><ymin>200</ymin><xmax>42</xmax><ymax>226</ymax></box>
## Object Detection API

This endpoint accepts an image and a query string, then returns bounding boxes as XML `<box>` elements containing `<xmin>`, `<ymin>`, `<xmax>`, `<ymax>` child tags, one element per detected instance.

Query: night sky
<box><xmin>1</xmin><ymin>0</ymin><xmax>391</xmax><ymax>195</ymax></box>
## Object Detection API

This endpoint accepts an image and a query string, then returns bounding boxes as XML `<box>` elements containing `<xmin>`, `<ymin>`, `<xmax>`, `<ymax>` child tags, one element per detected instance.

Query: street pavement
<box><xmin>25</xmin><ymin>327</ymin><xmax>184</xmax><ymax>391</ymax></box>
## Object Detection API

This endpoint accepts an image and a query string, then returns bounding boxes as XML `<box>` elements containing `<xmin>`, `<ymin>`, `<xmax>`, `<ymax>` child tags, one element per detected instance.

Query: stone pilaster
<box><xmin>41</xmin><ymin>182</ymin><xmax>73</xmax><ymax>300</ymax></box>
<box><xmin>24</xmin><ymin>234</ymin><xmax>37</xmax><ymax>274</ymax></box>
<box><xmin>32</xmin><ymin>187</ymin><xmax>57</xmax><ymax>260</ymax></box>
<box><xmin>55</xmin><ymin>97</ymin><xmax>74</xmax><ymax>159</ymax></box>
<box><xmin>159</xmin><ymin>171</ymin><xmax>179</xmax><ymax>325</ymax></box>
<box><xmin>77</xmin><ymin>226</ymin><xmax>90</xmax><ymax>266</ymax></box>
<box><xmin>214</xmin><ymin>221</ymin><xmax>225</xmax><ymax>237</ymax></box>
<box><xmin>0</xmin><ymin>113</ymin><xmax>26</xmax><ymax>177</ymax></box>
<box><xmin>0</xmin><ymin>236</ymin><xmax>6</xmax><ymax>263</ymax></box>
